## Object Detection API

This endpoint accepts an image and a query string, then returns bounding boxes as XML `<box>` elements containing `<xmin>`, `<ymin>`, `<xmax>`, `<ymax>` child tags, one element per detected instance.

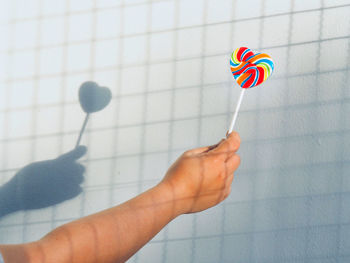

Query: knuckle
<box><xmin>230</xmin><ymin>131</ymin><xmax>241</xmax><ymax>142</ymax></box>
<box><xmin>230</xmin><ymin>153</ymin><xmax>240</xmax><ymax>165</ymax></box>
<box><xmin>183</xmin><ymin>150</ymin><xmax>191</xmax><ymax>156</ymax></box>
<box><xmin>217</xmin><ymin>171</ymin><xmax>226</xmax><ymax>181</ymax></box>
<box><xmin>235</xmin><ymin>154</ymin><xmax>241</xmax><ymax>165</ymax></box>
<box><xmin>223</xmin><ymin>191</ymin><xmax>229</xmax><ymax>200</ymax></box>
<box><xmin>224</xmin><ymin>187</ymin><xmax>232</xmax><ymax>199</ymax></box>
<box><xmin>231</xmin><ymin>173</ymin><xmax>235</xmax><ymax>182</ymax></box>
<box><xmin>210</xmin><ymin>153</ymin><xmax>222</xmax><ymax>163</ymax></box>
<box><xmin>229</xmin><ymin>132</ymin><xmax>241</xmax><ymax>149</ymax></box>
<box><xmin>232</xmin><ymin>138</ymin><xmax>241</xmax><ymax>151</ymax></box>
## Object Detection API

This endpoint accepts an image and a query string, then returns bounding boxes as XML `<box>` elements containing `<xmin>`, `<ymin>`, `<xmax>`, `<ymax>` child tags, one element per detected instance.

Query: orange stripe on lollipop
<box><xmin>247</xmin><ymin>53</ymin><xmax>270</xmax><ymax>64</ymax></box>
<box><xmin>236</xmin><ymin>73</ymin><xmax>249</xmax><ymax>87</ymax></box>
<box><xmin>231</xmin><ymin>61</ymin><xmax>249</xmax><ymax>74</ymax></box>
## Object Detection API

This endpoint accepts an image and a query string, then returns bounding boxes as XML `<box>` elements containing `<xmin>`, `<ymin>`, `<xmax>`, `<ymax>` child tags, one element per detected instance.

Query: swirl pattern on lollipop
<box><xmin>230</xmin><ymin>47</ymin><xmax>274</xmax><ymax>88</ymax></box>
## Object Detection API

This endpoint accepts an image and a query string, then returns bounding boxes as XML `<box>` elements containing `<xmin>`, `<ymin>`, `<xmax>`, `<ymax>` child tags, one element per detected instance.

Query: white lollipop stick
<box><xmin>228</xmin><ymin>88</ymin><xmax>245</xmax><ymax>134</ymax></box>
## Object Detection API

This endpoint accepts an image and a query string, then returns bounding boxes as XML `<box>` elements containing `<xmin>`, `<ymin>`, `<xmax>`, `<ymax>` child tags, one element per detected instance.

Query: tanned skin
<box><xmin>0</xmin><ymin>132</ymin><xmax>241</xmax><ymax>263</ymax></box>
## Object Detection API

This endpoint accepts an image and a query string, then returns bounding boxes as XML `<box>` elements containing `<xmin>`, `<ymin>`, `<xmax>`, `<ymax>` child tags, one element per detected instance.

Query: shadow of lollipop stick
<box><xmin>75</xmin><ymin>81</ymin><xmax>112</xmax><ymax>148</ymax></box>
<box><xmin>76</xmin><ymin>113</ymin><xmax>90</xmax><ymax>148</ymax></box>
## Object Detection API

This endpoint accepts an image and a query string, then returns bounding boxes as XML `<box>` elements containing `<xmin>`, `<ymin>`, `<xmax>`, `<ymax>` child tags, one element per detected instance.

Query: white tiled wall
<box><xmin>0</xmin><ymin>0</ymin><xmax>350</xmax><ymax>262</ymax></box>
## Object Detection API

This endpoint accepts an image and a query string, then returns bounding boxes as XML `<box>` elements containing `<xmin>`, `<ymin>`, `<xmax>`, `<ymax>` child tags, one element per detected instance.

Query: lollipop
<box><xmin>75</xmin><ymin>81</ymin><xmax>112</xmax><ymax>147</ymax></box>
<box><xmin>228</xmin><ymin>47</ymin><xmax>274</xmax><ymax>133</ymax></box>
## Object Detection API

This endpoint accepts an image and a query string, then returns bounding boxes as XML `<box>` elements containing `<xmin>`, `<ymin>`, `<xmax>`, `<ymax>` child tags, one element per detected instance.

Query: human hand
<box><xmin>160</xmin><ymin>132</ymin><xmax>241</xmax><ymax>215</ymax></box>
<box><xmin>5</xmin><ymin>146</ymin><xmax>87</xmax><ymax>211</ymax></box>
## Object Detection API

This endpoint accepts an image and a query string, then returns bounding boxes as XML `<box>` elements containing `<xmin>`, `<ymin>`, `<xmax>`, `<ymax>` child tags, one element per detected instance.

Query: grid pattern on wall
<box><xmin>0</xmin><ymin>0</ymin><xmax>350</xmax><ymax>262</ymax></box>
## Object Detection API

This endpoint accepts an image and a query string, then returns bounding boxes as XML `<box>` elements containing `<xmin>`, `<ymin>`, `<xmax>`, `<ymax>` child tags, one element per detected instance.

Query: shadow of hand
<box><xmin>3</xmin><ymin>146</ymin><xmax>87</xmax><ymax>213</ymax></box>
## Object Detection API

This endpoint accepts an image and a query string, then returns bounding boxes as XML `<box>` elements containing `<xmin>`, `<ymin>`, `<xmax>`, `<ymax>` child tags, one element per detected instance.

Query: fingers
<box><xmin>218</xmin><ymin>154</ymin><xmax>239</xmax><ymax>201</ymax></box>
<box><xmin>63</xmin><ymin>185</ymin><xmax>83</xmax><ymax>201</ymax></box>
<box><xmin>185</xmin><ymin>140</ymin><xmax>223</xmax><ymax>156</ymax></box>
<box><xmin>57</xmin><ymin>146</ymin><xmax>87</xmax><ymax>161</ymax></box>
<box><xmin>61</xmin><ymin>163</ymin><xmax>86</xmax><ymax>183</ymax></box>
<box><xmin>208</xmin><ymin>132</ymin><xmax>240</xmax><ymax>161</ymax></box>
<box><xmin>186</xmin><ymin>146</ymin><xmax>211</xmax><ymax>155</ymax></box>
<box><xmin>222</xmin><ymin>164</ymin><xmax>237</xmax><ymax>201</ymax></box>
<box><xmin>214</xmin><ymin>131</ymin><xmax>240</xmax><ymax>154</ymax></box>
<box><xmin>75</xmin><ymin>163</ymin><xmax>86</xmax><ymax>175</ymax></box>
<box><xmin>223</xmin><ymin>185</ymin><xmax>232</xmax><ymax>201</ymax></box>
<box><xmin>225</xmin><ymin>154</ymin><xmax>241</xmax><ymax>174</ymax></box>
<box><xmin>71</xmin><ymin>169</ymin><xmax>85</xmax><ymax>185</ymax></box>
<box><xmin>226</xmin><ymin>173</ymin><xmax>234</xmax><ymax>187</ymax></box>
<box><xmin>186</xmin><ymin>131</ymin><xmax>240</xmax><ymax>158</ymax></box>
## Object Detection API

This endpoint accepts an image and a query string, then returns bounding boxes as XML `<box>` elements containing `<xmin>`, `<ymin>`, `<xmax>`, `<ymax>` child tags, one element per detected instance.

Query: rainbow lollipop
<box><xmin>228</xmin><ymin>47</ymin><xmax>274</xmax><ymax>133</ymax></box>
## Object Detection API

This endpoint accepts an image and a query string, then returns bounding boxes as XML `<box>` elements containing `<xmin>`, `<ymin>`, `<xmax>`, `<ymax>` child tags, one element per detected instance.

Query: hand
<box><xmin>5</xmin><ymin>146</ymin><xmax>87</xmax><ymax>211</ymax></box>
<box><xmin>160</xmin><ymin>132</ymin><xmax>241</xmax><ymax>215</ymax></box>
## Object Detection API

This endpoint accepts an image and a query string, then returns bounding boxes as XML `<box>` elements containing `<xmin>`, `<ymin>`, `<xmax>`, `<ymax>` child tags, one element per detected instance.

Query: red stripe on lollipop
<box><xmin>242</xmin><ymin>50</ymin><xmax>255</xmax><ymax>61</ymax></box>
<box><xmin>236</xmin><ymin>47</ymin><xmax>246</xmax><ymax>61</ymax></box>
<box><xmin>256</xmin><ymin>67</ymin><xmax>265</xmax><ymax>86</ymax></box>
<box><xmin>241</xmin><ymin>68</ymin><xmax>256</xmax><ymax>88</ymax></box>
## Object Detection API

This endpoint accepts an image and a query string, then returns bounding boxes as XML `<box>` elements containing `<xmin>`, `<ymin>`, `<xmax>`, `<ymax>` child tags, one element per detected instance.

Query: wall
<box><xmin>0</xmin><ymin>0</ymin><xmax>350</xmax><ymax>262</ymax></box>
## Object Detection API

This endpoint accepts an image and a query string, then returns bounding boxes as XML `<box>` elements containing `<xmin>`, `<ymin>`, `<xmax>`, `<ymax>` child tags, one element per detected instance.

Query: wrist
<box><xmin>154</xmin><ymin>181</ymin><xmax>191</xmax><ymax>217</ymax></box>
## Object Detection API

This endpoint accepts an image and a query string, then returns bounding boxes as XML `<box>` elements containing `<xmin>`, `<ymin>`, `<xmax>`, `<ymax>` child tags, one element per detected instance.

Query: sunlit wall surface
<box><xmin>1</xmin><ymin>0</ymin><xmax>350</xmax><ymax>262</ymax></box>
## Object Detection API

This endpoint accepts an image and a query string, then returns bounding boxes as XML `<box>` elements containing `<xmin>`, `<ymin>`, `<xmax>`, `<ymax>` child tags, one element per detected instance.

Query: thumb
<box><xmin>211</xmin><ymin>131</ymin><xmax>240</xmax><ymax>155</ymax></box>
<box><xmin>57</xmin><ymin>146</ymin><xmax>87</xmax><ymax>161</ymax></box>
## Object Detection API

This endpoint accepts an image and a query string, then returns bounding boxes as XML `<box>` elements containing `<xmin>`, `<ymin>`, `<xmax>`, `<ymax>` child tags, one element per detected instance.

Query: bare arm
<box><xmin>0</xmin><ymin>132</ymin><xmax>241</xmax><ymax>263</ymax></box>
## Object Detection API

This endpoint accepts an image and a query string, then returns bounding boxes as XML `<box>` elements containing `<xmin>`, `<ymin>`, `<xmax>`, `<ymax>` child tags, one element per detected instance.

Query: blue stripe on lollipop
<box><xmin>245</xmin><ymin>53</ymin><xmax>260</xmax><ymax>62</ymax></box>
<box><xmin>240</xmin><ymin>48</ymin><xmax>251</xmax><ymax>61</ymax></box>
<box><xmin>231</xmin><ymin>62</ymin><xmax>251</xmax><ymax>74</ymax></box>
<box><xmin>254</xmin><ymin>58</ymin><xmax>275</xmax><ymax>71</ymax></box>
<box><xmin>240</xmin><ymin>66</ymin><xmax>257</xmax><ymax>87</ymax></box>
<box><xmin>251</xmin><ymin>68</ymin><xmax>259</xmax><ymax>87</ymax></box>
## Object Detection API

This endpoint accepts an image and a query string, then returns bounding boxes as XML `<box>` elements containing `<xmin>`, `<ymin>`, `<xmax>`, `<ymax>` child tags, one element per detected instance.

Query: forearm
<box><xmin>1</xmin><ymin>183</ymin><xmax>181</xmax><ymax>263</ymax></box>
<box><xmin>0</xmin><ymin>132</ymin><xmax>241</xmax><ymax>263</ymax></box>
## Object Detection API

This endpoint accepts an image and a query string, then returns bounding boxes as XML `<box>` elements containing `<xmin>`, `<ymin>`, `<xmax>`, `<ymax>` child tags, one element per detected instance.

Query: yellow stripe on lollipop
<box><xmin>258</xmin><ymin>64</ymin><xmax>269</xmax><ymax>81</ymax></box>
<box><xmin>232</xmin><ymin>49</ymin><xmax>240</xmax><ymax>65</ymax></box>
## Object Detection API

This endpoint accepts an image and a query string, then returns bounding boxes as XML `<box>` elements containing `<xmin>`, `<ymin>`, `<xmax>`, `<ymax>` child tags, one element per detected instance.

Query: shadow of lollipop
<box><xmin>0</xmin><ymin>81</ymin><xmax>112</xmax><ymax>219</ymax></box>
<box><xmin>75</xmin><ymin>81</ymin><xmax>112</xmax><ymax>148</ymax></box>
